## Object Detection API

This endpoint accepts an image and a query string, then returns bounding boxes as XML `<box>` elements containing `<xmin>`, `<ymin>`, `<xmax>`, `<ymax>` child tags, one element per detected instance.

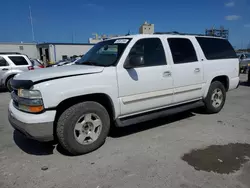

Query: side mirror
<box><xmin>124</xmin><ymin>55</ymin><xmax>144</xmax><ymax>69</ymax></box>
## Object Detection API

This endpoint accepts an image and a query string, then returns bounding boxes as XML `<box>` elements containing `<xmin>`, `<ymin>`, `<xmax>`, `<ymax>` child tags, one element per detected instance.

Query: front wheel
<box><xmin>6</xmin><ymin>77</ymin><xmax>14</xmax><ymax>92</ymax></box>
<box><xmin>56</xmin><ymin>101</ymin><xmax>110</xmax><ymax>155</ymax></box>
<box><xmin>204</xmin><ymin>81</ymin><xmax>226</xmax><ymax>114</ymax></box>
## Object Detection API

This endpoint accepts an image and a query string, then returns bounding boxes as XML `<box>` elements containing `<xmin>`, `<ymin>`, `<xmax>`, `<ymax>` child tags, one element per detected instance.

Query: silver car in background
<box><xmin>0</xmin><ymin>53</ymin><xmax>34</xmax><ymax>91</ymax></box>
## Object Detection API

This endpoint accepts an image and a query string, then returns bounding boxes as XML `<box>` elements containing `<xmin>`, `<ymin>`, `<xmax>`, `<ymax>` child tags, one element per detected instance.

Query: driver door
<box><xmin>117</xmin><ymin>37</ymin><xmax>174</xmax><ymax>116</ymax></box>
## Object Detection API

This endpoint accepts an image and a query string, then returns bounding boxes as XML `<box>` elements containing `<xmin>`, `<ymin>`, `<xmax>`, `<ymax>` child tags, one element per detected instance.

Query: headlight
<box><xmin>18</xmin><ymin>89</ymin><xmax>42</xmax><ymax>99</ymax></box>
<box><xmin>13</xmin><ymin>89</ymin><xmax>44</xmax><ymax>113</ymax></box>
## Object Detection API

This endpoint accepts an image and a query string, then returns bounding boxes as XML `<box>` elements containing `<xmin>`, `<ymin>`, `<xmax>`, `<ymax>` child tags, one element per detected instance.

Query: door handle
<box><xmin>194</xmin><ymin>68</ymin><xmax>200</xmax><ymax>73</ymax></box>
<box><xmin>163</xmin><ymin>71</ymin><xmax>172</xmax><ymax>77</ymax></box>
<box><xmin>2</xmin><ymin>68</ymin><xmax>9</xmax><ymax>71</ymax></box>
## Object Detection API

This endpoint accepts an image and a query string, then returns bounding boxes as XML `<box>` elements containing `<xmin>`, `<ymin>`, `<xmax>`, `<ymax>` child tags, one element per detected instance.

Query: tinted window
<box><xmin>168</xmin><ymin>38</ymin><xmax>198</xmax><ymax>64</ymax></box>
<box><xmin>0</xmin><ymin>57</ymin><xmax>8</xmax><ymax>67</ymax></box>
<box><xmin>196</xmin><ymin>37</ymin><xmax>237</xmax><ymax>60</ymax></box>
<box><xmin>9</xmin><ymin>56</ymin><xmax>28</xmax><ymax>65</ymax></box>
<box><xmin>128</xmin><ymin>38</ymin><xmax>167</xmax><ymax>67</ymax></box>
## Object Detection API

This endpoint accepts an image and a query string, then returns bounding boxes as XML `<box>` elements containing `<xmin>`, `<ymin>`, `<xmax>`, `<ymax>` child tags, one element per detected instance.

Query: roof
<box><xmin>37</xmin><ymin>42</ymin><xmax>94</xmax><ymax>46</ymax></box>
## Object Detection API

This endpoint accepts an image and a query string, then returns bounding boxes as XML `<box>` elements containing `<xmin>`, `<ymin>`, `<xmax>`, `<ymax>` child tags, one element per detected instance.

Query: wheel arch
<box><xmin>54</xmin><ymin>92</ymin><xmax>115</xmax><ymax>122</ymax></box>
<box><xmin>4</xmin><ymin>74</ymin><xmax>16</xmax><ymax>86</ymax></box>
<box><xmin>203</xmin><ymin>75</ymin><xmax>229</xmax><ymax>98</ymax></box>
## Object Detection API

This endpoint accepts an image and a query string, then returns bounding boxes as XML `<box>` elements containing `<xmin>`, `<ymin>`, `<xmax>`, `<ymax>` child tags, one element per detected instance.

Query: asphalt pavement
<box><xmin>0</xmin><ymin>75</ymin><xmax>250</xmax><ymax>188</ymax></box>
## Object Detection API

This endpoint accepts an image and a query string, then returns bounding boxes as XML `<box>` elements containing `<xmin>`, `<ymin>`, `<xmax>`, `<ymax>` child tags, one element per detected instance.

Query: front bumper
<box><xmin>8</xmin><ymin>101</ymin><xmax>56</xmax><ymax>142</ymax></box>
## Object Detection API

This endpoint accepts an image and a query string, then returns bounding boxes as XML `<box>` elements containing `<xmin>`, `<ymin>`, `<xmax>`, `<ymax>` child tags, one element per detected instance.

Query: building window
<box><xmin>62</xmin><ymin>55</ymin><xmax>68</xmax><ymax>60</ymax></box>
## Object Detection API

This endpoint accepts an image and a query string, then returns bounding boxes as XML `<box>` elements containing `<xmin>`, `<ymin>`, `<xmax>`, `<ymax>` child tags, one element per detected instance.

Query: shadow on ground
<box><xmin>240</xmin><ymin>81</ymin><xmax>250</xmax><ymax>87</ymax></box>
<box><xmin>109</xmin><ymin>111</ymin><xmax>195</xmax><ymax>138</ymax></box>
<box><xmin>13</xmin><ymin>111</ymin><xmax>195</xmax><ymax>156</ymax></box>
<box><xmin>13</xmin><ymin>130</ymin><xmax>55</xmax><ymax>156</ymax></box>
<box><xmin>0</xmin><ymin>88</ymin><xmax>7</xmax><ymax>93</ymax></box>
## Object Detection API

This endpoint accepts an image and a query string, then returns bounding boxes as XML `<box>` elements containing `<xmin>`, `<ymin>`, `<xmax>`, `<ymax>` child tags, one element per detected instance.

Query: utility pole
<box><xmin>29</xmin><ymin>6</ymin><xmax>35</xmax><ymax>42</ymax></box>
<box><xmin>72</xmin><ymin>31</ymin><xmax>75</xmax><ymax>43</ymax></box>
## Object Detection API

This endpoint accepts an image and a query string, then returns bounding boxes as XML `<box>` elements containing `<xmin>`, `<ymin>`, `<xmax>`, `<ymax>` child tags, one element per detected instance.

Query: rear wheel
<box><xmin>56</xmin><ymin>101</ymin><xmax>110</xmax><ymax>155</ymax></box>
<box><xmin>204</xmin><ymin>81</ymin><xmax>226</xmax><ymax>114</ymax></box>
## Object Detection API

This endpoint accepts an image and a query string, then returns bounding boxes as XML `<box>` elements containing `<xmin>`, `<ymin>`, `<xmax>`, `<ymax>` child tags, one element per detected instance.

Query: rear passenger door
<box><xmin>167</xmin><ymin>37</ymin><xmax>204</xmax><ymax>103</ymax></box>
<box><xmin>117</xmin><ymin>37</ymin><xmax>174</xmax><ymax>116</ymax></box>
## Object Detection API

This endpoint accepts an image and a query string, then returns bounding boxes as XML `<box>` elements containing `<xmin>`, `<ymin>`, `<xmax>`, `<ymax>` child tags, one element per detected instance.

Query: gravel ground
<box><xmin>0</xmin><ymin>75</ymin><xmax>250</xmax><ymax>188</ymax></box>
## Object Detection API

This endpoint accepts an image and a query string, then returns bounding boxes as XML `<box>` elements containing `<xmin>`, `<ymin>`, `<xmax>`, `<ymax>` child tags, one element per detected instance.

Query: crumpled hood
<box><xmin>14</xmin><ymin>65</ymin><xmax>104</xmax><ymax>82</ymax></box>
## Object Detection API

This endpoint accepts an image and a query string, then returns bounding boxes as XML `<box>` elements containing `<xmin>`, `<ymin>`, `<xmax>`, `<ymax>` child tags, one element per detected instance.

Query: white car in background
<box><xmin>0</xmin><ymin>53</ymin><xmax>34</xmax><ymax>91</ymax></box>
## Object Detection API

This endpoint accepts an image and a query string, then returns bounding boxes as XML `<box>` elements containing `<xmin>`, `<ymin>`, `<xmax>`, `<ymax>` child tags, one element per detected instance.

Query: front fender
<box><xmin>34</xmin><ymin>72</ymin><xmax>120</xmax><ymax>117</ymax></box>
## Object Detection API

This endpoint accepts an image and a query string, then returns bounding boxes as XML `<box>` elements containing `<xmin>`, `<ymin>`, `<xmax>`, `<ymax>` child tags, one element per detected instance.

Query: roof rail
<box><xmin>154</xmin><ymin>32</ymin><xmax>207</xmax><ymax>37</ymax></box>
<box><xmin>0</xmin><ymin>52</ymin><xmax>22</xmax><ymax>55</ymax></box>
<box><xmin>154</xmin><ymin>31</ymin><xmax>179</xmax><ymax>35</ymax></box>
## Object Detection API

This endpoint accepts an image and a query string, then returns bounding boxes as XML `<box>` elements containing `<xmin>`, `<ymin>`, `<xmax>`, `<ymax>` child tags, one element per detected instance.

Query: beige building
<box><xmin>0</xmin><ymin>42</ymin><xmax>38</xmax><ymax>59</ymax></box>
<box><xmin>139</xmin><ymin>21</ymin><xmax>154</xmax><ymax>34</ymax></box>
<box><xmin>37</xmin><ymin>43</ymin><xmax>94</xmax><ymax>63</ymax></box>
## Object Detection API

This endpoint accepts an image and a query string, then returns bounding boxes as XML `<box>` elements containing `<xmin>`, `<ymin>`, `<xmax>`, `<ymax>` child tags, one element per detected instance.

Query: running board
<box><xmin>115</xmin><ymin>100</ymin><xmax>204</xmax><ymax>127</ymax></box>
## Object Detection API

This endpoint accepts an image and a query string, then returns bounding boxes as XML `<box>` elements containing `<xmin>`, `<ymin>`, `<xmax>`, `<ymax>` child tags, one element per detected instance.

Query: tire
<box><xmin>204</xmin><ymin>81</ymin><xmax>226</xmax><ymax>114</ymax></box>
<box><xmin>56</xmin><ymin>101</ymin><xmax>110</xmax><ymax>155</ymax></box>
<box><xmin>6</xmin><ymin>77</ymin><xmax>14</xmax><ymax>92</ymax></box>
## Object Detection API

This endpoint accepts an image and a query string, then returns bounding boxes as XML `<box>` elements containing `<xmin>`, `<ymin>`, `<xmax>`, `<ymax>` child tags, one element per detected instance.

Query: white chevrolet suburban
<box><xmin>8</xmin><ymin>34</ymin><xmax>239</xmax><ymax>155</ymax></box>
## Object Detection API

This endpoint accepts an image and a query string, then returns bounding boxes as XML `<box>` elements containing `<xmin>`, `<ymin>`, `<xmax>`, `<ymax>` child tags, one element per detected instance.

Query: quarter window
<box><xmin>0</xmin><ymin>57</ymin><xmax>8</xmax><ymax>66</ymax></box>
<box><xmin>196</xmin><ymin>37</ymin><xmax>237</xmax><ymax>60</ymax></box>
<box><xmin>127</xmin><ymin>38</ymin><xmax>167</xmax><ymax>67</ymax></box>
<box><xmin>168</xmin><ymin>38</ymin><xmax>198</xmax><ymax>64</ymax></box>
<box><xmin>8</xmin><ymin>56</ymin><xmax>29</xmax><ymax>66</ymax></box>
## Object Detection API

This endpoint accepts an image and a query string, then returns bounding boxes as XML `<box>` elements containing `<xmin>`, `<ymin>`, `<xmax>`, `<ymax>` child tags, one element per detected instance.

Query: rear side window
<box><xmin>0</xmin><ymin>56</ymin><xmax>8</xmax><ymax>66</ymax></box>
<box><xmin>168</xmin><ymin>38</ymin><xmax>198</xmax><ymax>64</ymax></box>
<box><xmin>196</xmin><ymin>37</ymin><xmax>237</xmax><ymax>60</ymax></box>
<box><xmin>8</xmin><ymin>56</ymin><xmax>29</xmax><ymax>66</ymax></box>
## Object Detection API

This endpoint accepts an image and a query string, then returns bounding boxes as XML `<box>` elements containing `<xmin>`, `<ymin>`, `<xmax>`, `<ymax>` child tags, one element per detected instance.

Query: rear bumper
<box><xmin>229</xmin><ymin>77</ymin><xmax>240</xmax><ymax>90</ymax></box>
<box><xmin>8</xmin><ymin>101</ymin><xmax>55</xmax><ymax>142</ymax></box>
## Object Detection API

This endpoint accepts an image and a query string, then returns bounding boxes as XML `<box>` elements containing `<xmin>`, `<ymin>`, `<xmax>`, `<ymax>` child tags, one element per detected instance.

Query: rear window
<box><xmin>196</xmin><ymin>37</ymin><xmax>237</xmax><ymax>60</ymax></box>
<box><xmin>8</xmin><ymin>56</ymin><xmax>29</xmax><ymax>66</ymax></box>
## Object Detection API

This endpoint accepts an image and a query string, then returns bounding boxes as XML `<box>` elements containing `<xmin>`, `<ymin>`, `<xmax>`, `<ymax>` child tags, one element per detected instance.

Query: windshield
<box><xmin>75</xmin><ymin>38</ymin><xmax>131</xmax><ymax>66</ymax></box>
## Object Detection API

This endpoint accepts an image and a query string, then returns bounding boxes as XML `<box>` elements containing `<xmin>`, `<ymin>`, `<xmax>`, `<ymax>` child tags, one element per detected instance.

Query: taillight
<box><xmin>28</xmin><ymin>66</ymin><xmax>34</xmax><ymax>70</ymax></box>
<box><xmin>39</xmin><ymin>65</ymin><xmax>44</xmax><ymax>68</ymax></box>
